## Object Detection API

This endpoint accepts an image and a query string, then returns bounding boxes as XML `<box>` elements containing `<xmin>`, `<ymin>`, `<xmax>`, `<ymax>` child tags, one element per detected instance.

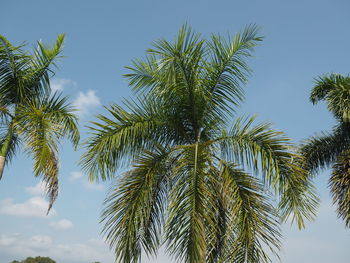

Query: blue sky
<box><xmin>0</xmin><ymin>0</ymin><xmax>349</xmax><ymax>262</ymax></box>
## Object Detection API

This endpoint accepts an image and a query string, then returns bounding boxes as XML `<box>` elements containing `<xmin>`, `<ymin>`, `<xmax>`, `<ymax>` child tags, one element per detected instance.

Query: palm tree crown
<box><xmin>0</xmin><ymin>35</ymin><xmax>80</xmax><ymax>210</ymax></box>
<box><xmin>302</xmin><ymin>73</ymin><xmax>350</xmax><ymax>227</ymax></box>
<box><xmin>81</xmin><ymin>25</ymin><xmax>318</xmax><ymax>263</ymax></box>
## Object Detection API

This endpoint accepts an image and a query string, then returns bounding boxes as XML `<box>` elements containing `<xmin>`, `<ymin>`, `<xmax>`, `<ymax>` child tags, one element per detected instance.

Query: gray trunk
<box><xmin>0</xmin><ymin>156</ymin><xmax>5</xmax><ymax>180</ymax></box>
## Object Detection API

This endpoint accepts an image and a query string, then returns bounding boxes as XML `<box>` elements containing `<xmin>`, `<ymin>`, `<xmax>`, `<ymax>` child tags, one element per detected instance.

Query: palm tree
<box><xmin>81</xmin><ymin>25</ymin><xmax>318</xmax><ymax>263</ymax></box>
<box><xmin>0</xmin><ymin>35</ymin><xmax>79</xmax><ymax>210</ymax></box>
<box><xmin>301</xmin><ymin>73</ymin><xmax>350</xmax><ymax>227</ymax></box>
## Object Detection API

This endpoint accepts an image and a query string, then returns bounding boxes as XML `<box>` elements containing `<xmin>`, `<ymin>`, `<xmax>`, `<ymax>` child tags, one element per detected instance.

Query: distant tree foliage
<box><xmin>10</xmin><ymin>257</ymin><xmax>56</xmax><ymax>263</ymax></box>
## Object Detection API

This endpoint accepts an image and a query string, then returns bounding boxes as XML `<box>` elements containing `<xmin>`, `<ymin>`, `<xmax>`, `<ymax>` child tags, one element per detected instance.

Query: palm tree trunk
<box><xmin>0</xmin><ymin>127</ymin><xmax>13</xmax><ymax>180</ymax></box>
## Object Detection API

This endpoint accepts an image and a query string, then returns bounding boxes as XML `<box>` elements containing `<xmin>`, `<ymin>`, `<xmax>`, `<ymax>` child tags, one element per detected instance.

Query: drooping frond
<box><xmin>329</xmin><ymin>150</ymin><xmax>350</xmax><ymax>227</ymax></box>
<box><xmin>300</xmin><ymin>125</ymin><xmax>349</xmax><ymax>174</ymax></box>
<box><xmin>102</xmin><ymin>146</ymin><xmax>171</xmax><ymax>262</ymax></box>
<box><xmin>80</xmin><ymin>97</ymin><xmax>176</xmax><ymax>181</ymax></box>
<box><xmin>166</xmin><ymin>143</ymin><xmax>217</xmax><ymax>263</ymax></box>
<box><xmin>216</xmin><ymin>116</ymin><xmax>319</xmax><ymax>228</ymax></box>
<box><xmin>310</xmin><ymin>74</ymin><xmax>350</xmax><ymax>122</ymax></box>
<box><xmin>278</xmin><ymin>157</ymin><xmax>319</xmax><ymax>229</ymax></box>
<box><xmin>14</xmin><ymin>93</ymin><xmax>79</xmax><ymax>211</ymax></box>
<box><xmin>216</xmin><ymin>116</ymin><xmax>292</xmax><ymax>183</ymax></box>
<box><xmin>218</xmin><ymin>162</ymin><xmax>281</xmax><ymax>263</ymax></box>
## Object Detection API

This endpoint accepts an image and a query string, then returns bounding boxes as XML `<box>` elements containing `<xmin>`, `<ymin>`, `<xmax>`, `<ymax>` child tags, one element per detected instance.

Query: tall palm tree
<box><xmin>0</xmin><ymin>35</ymin><xmax>79</xmax><ymax>210</ymax></box>
<box><xmin>81</xmin><ymin>25</ymin><xmax>318</xmax><ymax>263</ymax></box>
<box><xmin>301</xmin><ymin>73</ymin><xmax>350</xmax><ymax>227</ymax></box>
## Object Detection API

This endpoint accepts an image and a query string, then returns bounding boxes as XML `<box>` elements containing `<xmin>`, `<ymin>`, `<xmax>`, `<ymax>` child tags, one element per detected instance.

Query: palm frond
<box><xmin>300</xmin><ymin>127</ymin><xmax>348</xmax><ymax>174</ymax></box>
<box><xmin>202</xmin><ymin>24</ymin><xmax>262</xmax><ymax>121</ymax></box>
<box><xmin>216</xmin><ymin>116</ymin><xmax>319</xmax><ymax>228</ymax></box>
<box><xmin>102</xmin><ymin>146</ymin><xmax>171</xmax><ymax>262</ymax></box>
<box><xmin>14</xmin><ymin>93</ymin><xmax>79</xmax><ymax>211</ymax></box>
<box><xmin>0</xmin><ymin>35</ymin><xmax>29</xmax><ymax>105</ymax></box>
<box><xmin>310</xmin><ymin>74</ymin><xmax>350</xmax><ymax>121</ymax></box>
<box><xmin>329</xmin><ymin>150</ymin><xmax>350</xmax><ymax>227</ymax></box>
<box><xmin>23</xmin><ymin>34</ymin><xmax>65</xmax><ymax>99</ymax></box>
<box><xmin>80</xmin><ymin>97</ymin><xmax>176</xmax><ymax>181</ymax></box>
<box><xmin>218</xmin><ymin>162</ymin><xmax>280</xmax><ymax>263</ymax></box>
<box><xmin>166</xmin><ymin>143</ymin><xmax>217</xmax><ymax>263</ymax></box>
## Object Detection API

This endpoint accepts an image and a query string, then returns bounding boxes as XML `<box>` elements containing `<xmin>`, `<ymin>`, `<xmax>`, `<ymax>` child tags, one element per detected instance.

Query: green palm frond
<box><xmin>303</xmin><ymin>72</ymin><xmax>350</xmax><ymax>228</ymax></box>
<box><xmin>329</xmin><ymin>150</ymin><xmax>350</xmax><ymax>227</ymax></box>
<box><xmin>219</xmin><ymin>162</ymin><xmax>280</xmax><ymax>263</ymax></box>
<box><xmin>214</xmin><ymin>116</ymin><xmax>319</xmax><ymax>228</ymax></box>
<box><xmin>311</xmin><ymin>74</ymin><xmax>350</xmax><ymax>122</ymax></box>
<box><xmin>203</xmin><ymin>24</ymin><xmax>262</xmax><ymax>121</ymax></box>
<box><xmin>82</xmin><ymin>25</ymin><xmax>315</xmax><ymax>262</ymax></box>
<box><xmin>216</xmin><ymin>116</ymin><xmax>292</xmax><ymax>184</ymax></box>
<box><xmin>102</xmin><ymin>146</ymin><xmax>171</xmax><ymax>262</ymax></box>
<box><xmin>14</xmin><ymin>93</ymin><xmax>79</xmax><ymax>211</ymax></box>
<box><xmin>81</xmin><ymin>97</ymin><xmax>175</xmax><ymax>181</ymax></box>
<box><xmin>24</xmin><ymin>34</ymin><xmax>65</xmax><ymax>98</ymax></box>
<box><xmin>166</xmin><ymin>143</ymin><xmax>217</xmax><ymax>263</ymax></box>
<box><xmin>300</xmin><ymin>126</ymin><xmax>348</xmax><ymax>174</ymax></box>
<box><xmin>0</xmin><ymin>35</ymin><xmax>29</xmax><ymax>105</ymax></box>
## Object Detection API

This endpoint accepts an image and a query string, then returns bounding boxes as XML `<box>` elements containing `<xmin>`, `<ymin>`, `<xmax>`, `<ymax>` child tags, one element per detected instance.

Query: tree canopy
<box><xmin>81</xmin><ymin>25</ymin><xmax>318</xmax><ymax>263</ymax></box>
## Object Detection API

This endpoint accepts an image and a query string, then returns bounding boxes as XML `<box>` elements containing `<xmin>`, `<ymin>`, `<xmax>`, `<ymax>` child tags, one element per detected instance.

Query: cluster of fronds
<box><xmin>301</xmin><ymin>74</ymin><xmax>350</xmax><ymax>228</ymax></box>
<box><xmin>0</xmin><ymin>35</ymin><xmax>79</xmax><ymax>211</ymax></box>
<box><xmin>81</xmin><ymin>25</ymin><xmax>318</xmax><ymax>263</ymax></box>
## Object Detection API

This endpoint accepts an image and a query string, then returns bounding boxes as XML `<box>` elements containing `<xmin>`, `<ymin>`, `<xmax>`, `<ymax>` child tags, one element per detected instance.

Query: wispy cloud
<box><xmin>83</xmin><ymin>181</ymin><xmax>105</xmax><ymax>191</ymax></box>
<box><xmin>73</xmin><ymin>90</ymin><xmax>101</xmax><ymax>116</ymax></box>
<box><xmin>25</xmin><ymin>182</ymin><xmax>46</xmax><ymax>196</ymax></box>
<box><xmin>69</xmin><ymin>171</ymin><xmax>105</xmax><ymax>191</ymax></box>
<box><xmin>0</xmin><ymin>197</ymin><xmax>56</xmax><ymax>218</ymax></box>
<box><xmin>49</xmin><ymin>219</ymin><xmax>73</xmax><ymax>230</ymax></box>
<box><xmin>51</xmin><ymin>78</ymin><xmax>76</xmax><ymax>93</ymax></box>
<box><xmin>69</xmin><ymin>171</ymin><xmax>84</xmax><ymax>182</ymax></box>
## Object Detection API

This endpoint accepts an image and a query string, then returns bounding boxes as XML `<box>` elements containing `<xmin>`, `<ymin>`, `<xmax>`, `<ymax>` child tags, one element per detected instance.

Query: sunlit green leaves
<box><xmin>0</xmin><ymin>35</ymin><xmax>79</xmax><ymax>211</ymax></box>
<box><xmin>82</xmin><ymin>25</ymin><xmax>316</xmax><ymax>262</ymax></box>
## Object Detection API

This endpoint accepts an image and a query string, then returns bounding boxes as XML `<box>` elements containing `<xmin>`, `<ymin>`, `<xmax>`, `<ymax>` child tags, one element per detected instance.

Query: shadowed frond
<box><xmin>300</xmin><ymin>125</ymin><xmax>349</xmax><ymax>174</ymax></box>
<box><xmin>166</xmin><ymin>143</ymin><xmax>217</xmax><ymax>263</ymax></box>
<box><xmin>329</xmin><ymin>150</ymin><xmax>350</xmax><ymax>227</ymax></box>
<box><xmin>102</xmin><ymin>146</ymin><xmax>171</xmax><ymax>262</ymax></box>
<box><xmin>218</xmin><ymin>162</ymin><xmax>281</xmax><ymax>263</ymax></box>
<box><xmin>311</xmin><ymin>74</ymin><xmax>350</xmax><ymax>122</ymax></box>
<box><xmin>216</xmin><ymin>116</ymin><xmax>319</xmax><ymax>228</ymax></box>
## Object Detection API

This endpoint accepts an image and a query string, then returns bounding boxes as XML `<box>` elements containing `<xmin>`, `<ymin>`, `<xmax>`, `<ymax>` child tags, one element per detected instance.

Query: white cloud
<box><xmin>51</xmin><ymin>78</ymin><xmax>76</xmax><ymax>93</ymax></box>
<box><xmin>25</xmin><ymin>182</ymin><xmax>46</xmax><ymax>196</ymax></box>
<box><xmin>49</xmin><ymin>219</ymin><xmax>73</xmax><ymax>230</ymax></box>
<box><xmin>0</xmin><ymin>233</ymin><xmax>20</xmax><ymax>246</ymax></box>
<box><xmin>73</xmin><ymin>90</ymin><xmax>101</xmax><ymax>116</ymax></box>
<box><xmin>0</xmin><ymin>234</ymin><xmax>114</xmax><ymax>263</ymax></box>
<box><xmin>28</xmin><ymin>235</ymin><xmax>53</xmax><ymax>249</ymax></box>
<box><xmin>69</xmin><ymin>171</ymin><xmax>84</xmax><ymax>182</ymax></box>
<box><xmin>69</xmin><ymin>171</ymin><xmax>105</xmax><ymax>191</ymax></box>
<box><xmin>83</xmin><ymin>181</ymin><xmax>105</xmax><ymax>191</ymax></box>
<box><xmin>0</xmin><ymin>197</ymin><xmax>56</xmax><ymax>218</ymax></box>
